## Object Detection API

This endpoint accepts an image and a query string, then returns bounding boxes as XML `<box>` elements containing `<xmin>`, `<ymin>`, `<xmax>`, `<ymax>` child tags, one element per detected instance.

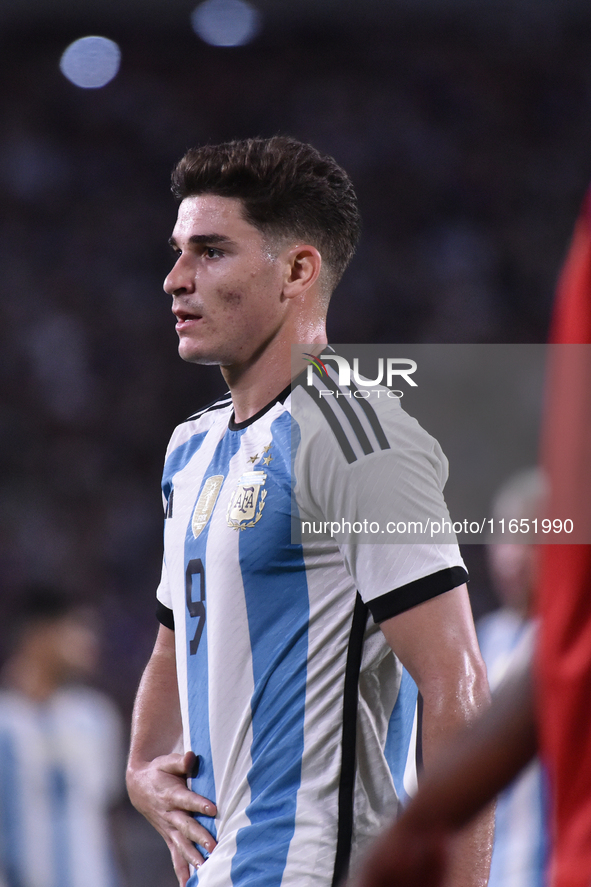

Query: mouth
<box><xmin>174</xmin><ymin>308</ymin><xmax>203</xmax><ymax>330</ymax></box>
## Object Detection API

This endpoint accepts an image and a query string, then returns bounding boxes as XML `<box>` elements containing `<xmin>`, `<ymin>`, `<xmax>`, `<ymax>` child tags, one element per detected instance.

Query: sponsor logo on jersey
<box><xmin>227</xmin><ymin>470</ymin><xmax>268</xmax><ymax>530</ymax></box>
<box><xmin>192</xmin><ymin>475</ymin><xmax>225</xmax><ymax>538</ymax></box>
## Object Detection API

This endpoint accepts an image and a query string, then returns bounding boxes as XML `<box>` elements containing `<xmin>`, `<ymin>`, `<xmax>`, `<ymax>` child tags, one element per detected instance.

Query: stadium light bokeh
<box><xmin>191</xmin><ymin>0</ymin><xmax>261</xmax><ymax>47</ymax></box>
<box><xmin>59</xmin><ymin>36</ymin><xmax>121</xmax><ymax>89</ymax></box>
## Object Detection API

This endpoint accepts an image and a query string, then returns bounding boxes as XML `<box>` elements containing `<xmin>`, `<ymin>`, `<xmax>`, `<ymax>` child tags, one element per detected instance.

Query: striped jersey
<box><xmin>0</xmin><ymin>686</ymin><xmax>123</xmax><ymax>887</ymax></box>
<box><xmin>156</xmin><ymin>371</ymin><xmax>468</xmax><ymax>887</ymax></box>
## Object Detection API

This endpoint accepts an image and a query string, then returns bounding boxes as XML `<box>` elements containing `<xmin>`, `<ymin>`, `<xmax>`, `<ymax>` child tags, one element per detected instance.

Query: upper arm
<box><xmin>153</xmin><ymin>619</ymin><xmax>176</xmax><ymax>656</ymax></box>
<box><xmin>128</xmin><ymin>624</ymin><xmax>182</xmax><ymax>764</ymax></box>
<box><xmin>146</xmin><ymin>623</ymin><xmax>178</xmax><ymax>699</ymax></box>
<box><xmin>379</xmin><ymin>584</ymin><xmax>489</xmax><ymax>716</ymax></box>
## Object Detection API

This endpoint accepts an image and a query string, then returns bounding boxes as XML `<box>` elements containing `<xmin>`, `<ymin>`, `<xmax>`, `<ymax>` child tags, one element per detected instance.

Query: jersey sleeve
<box><xmin>294</xmin><ymin>389</ymin><xmax>468</xmax><ymax>621</ymax></box>
<box><xmin>343</xmin><ymin>543</ymin><xmax>468</xmax><ymax>623</ymax></box>
<box><xmin>156</xmin><ymin>557</ymin><xmax>175</xmax><ymax>628</ymax></box>
<box><xmin>154</xmin><ymin>422</ymin><xmax>188</xmax><ymax>629</ymax></box>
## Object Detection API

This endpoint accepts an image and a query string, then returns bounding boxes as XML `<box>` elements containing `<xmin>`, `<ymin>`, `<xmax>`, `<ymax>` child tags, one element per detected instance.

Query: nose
<box><xmin>163</xmin><ymin>254</ymin><xmax>195</xmax><ymax>297</ymax></box>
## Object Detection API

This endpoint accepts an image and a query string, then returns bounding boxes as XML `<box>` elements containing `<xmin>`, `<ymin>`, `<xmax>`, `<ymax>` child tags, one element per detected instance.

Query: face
<box><xmin>51</xmin><ymin>613</ymin><xmax>100</xmax><ymax>676</ymax></box>
<box><xmin>487</xmin><ymin>542</ymin><xmax>538</xmax><ymax>613</ymax></box>
<box><xmin>164</xmin><ymin>195</ymin><xmax>288</xmax><ymax>367</ymax></box>
<box><xmin>29</xmin><ymin>611</ymin><xmax>100</xmax><ymax>678</ymax></box>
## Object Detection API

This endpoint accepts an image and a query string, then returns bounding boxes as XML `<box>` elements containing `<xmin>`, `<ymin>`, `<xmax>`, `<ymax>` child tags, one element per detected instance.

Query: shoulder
<box><xmin>165</xmin><ymin>391</ymin><xmax>233</xmax><ymax>456</ymax></box>
<box><xmin>291</xmin><ymin>371</ymin><xmax>445</xmax><ymax>476</ymax></box>
<box><xmin>184</xmin><ymin>390</ymin><xmax>233</xmax><ymax>424</ymax></box>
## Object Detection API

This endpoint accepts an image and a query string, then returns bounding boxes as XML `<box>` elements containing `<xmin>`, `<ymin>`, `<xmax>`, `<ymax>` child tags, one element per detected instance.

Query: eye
<box><xmin>204</xmin><ymin>246</ymin><xmax>223</xmax><ymax>259</ymax></box>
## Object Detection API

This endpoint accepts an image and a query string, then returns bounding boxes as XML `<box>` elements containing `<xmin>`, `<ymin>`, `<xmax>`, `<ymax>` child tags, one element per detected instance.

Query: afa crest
<box><xmin>227</xmin><ymin>470</ymin><xmax>267</xmax><ymax>530</ymax></box>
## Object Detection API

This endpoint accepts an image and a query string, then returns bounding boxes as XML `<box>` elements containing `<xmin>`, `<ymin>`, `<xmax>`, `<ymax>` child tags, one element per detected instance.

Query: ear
<box><xmin>281</xmin><ymin>244</ymin><xmax>322</xmax><ymax>300</ymax></box>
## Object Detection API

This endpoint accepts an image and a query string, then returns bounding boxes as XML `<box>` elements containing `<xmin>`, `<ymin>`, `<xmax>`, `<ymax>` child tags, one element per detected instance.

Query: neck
<box><xmin>222</xmin><ymin>317</ymin><xmax>327</xmax><ymax>424</ymax></box>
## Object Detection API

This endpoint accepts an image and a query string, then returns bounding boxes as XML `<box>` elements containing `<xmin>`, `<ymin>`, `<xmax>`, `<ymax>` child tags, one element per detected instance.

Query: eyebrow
<box><xmin>168</xmin><ymin>233</ymin><xmax>236</xmax><ymax>249</ymax></box>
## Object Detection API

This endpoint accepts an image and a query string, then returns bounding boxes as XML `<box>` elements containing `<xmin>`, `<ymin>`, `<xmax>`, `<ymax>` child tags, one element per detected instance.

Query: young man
<box><xmin>126</xmin><ymin>136</ymin><xmax>492</xmax><ymax>887</ymax></box>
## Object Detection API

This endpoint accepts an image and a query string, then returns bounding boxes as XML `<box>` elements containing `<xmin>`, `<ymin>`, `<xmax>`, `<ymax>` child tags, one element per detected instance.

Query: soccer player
<box><xmin>477</xmin><ymin>469</ymin><xmax>548</xmax><ymax>887</ymax></box>
<box><xmin>125</xmin><ymin>136</ymin><xmax>492</xmax><ymax>887</ymax></box>
<box><xmin>0</xmin><ymin>586</ymin><xmax>125</xmax><ymax>887</ymax></box>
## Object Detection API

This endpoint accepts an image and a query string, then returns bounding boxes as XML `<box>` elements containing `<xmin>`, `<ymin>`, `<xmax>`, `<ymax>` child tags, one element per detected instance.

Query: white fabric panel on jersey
<box><xmin>156</xmin><ymin>379</ymin><xmax>467</xmax><ymax>887</ymax></box>
<box><xmin>293</xmin><ymin>370</ymin><xmax>460</xmax><ymax>547</ymax></box>
<box><xmin>0</xmin><ymin>687</ymin><xmax>123</xmax><ymax>887</ymax></box>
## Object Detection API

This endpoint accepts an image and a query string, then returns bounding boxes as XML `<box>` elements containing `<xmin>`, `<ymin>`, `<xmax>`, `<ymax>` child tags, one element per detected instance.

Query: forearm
<box><xmin>406</xmin><ymin>658</ymin><xmax>537</xmax><ymax>837</ymax></box>
<box><xmin>127</xmin><ymin>624</ymin><xmax>183</xmax><ymax>774</ymax></box>
<box><xmin>126</xmin><ymin>624</ymin><xmax>217</xmax><ymax>884</ymax></box>
<box><xmin>420</xmin><ymin>655</ymin><xmax>493</xmax><ymax>887</ymax></box>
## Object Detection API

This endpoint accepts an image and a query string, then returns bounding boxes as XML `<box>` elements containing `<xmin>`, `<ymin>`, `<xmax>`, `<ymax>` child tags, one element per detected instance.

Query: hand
<box><xmin>127</xmin><ymin>750</ymin><xmax>217</xmax><ymax>887</ymax></box>
<box><xmin>345</xmin><ymin>818</ymin><xmax>447</xmax><ymax>887</ymax></box>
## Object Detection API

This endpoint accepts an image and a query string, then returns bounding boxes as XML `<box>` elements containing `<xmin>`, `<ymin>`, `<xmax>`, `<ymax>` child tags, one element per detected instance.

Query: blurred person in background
<box><xmin>0</xmin><ymin>585</ymin><xmax>125</xmax><ymax>887</ymax></box>
<box><xmin>477</xmin><ymin>468</ymin><xmax>549</xmax><ymax>887</ymax></box>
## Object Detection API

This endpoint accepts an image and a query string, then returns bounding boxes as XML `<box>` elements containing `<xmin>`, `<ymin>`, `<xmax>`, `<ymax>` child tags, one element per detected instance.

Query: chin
<box><xmin>178</xmin><ymin>344</ymin><xmax>225</xmax><ymax>366</ymax></box>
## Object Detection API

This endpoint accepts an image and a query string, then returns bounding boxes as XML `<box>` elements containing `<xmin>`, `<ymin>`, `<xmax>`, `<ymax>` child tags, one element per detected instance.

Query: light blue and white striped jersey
<box><xmin>0</xmin><ymin>687</ymin><xmax>123</xmax><ymax>887</ymax></box>
<box><xmin>156</xmin><ymin>377</ymin><xmax>468</xmax><ymax>887</ymax></box>
<box><xmin>477</xmin><ymin>612</ymin><xmax>549</xmax><ymax>887</ymax></box>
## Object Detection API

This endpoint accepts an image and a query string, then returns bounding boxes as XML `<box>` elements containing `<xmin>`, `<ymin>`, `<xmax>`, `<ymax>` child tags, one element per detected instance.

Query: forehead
<box><xmin>172</xmin><ymin>194</ymin><xmax>263</xmax><ymax>243</ymax></box>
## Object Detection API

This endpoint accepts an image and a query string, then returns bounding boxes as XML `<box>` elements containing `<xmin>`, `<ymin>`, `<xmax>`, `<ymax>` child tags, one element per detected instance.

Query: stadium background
<box><xmin>1</xmin><ymin>0</ymin><xmax>591</xmax><ymax>880</ymax></box>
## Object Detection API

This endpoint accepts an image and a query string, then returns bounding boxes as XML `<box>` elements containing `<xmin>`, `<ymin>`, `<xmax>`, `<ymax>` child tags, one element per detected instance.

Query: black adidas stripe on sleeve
<box><xmin>300</xmin><ymin>376</ymin><xmax>391</xmax><ymax>465</ymax></box>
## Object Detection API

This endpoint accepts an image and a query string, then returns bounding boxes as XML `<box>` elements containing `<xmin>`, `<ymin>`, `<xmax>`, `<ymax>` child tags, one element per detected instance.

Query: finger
<box><xmin>181</xmin><ymin>750</ymin><xmax>200</xmax><ymax>778</ymax></box>
<box><xmin>156</xmin><ymin>750</ymin><xmax>201</xmax><ymax>780</ymax></box>
<box><xmin>170</xmin><ymin>844</ymin><xmax>191</xmax><ymax>887</ymax></box>
<box><xmin>168</xmin><ymin>784</ymin><xmax>217</xmax><ymax>817</ymax></box>
<box><xmin>171</xmin><ymin>827</ymin><xmax>206</xmax><ymax>869</ymax></box>
<box><xmin>157</xmin><ymin>756</ymin><xmax>218</xmax><ymax>816</ymax></box>
<box><xmin>166</xmin><ymin>809</ymin><xmax>218</xmax><ymax>851</ymax></box>
<box><xmin>158</xmin><ymin>752</ymin><xmax>196</xmax><ymax>777</ymax></box>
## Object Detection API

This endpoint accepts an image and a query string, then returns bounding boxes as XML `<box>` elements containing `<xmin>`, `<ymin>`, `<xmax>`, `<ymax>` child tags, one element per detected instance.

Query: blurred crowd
<box><xmin>1</xmin><ymin>11</ymin><xmax>591</xmax><ymax>881</ymax></box>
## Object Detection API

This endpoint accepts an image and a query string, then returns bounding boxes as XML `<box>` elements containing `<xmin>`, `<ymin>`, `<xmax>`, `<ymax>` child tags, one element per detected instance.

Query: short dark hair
<box><xmin>7</xmin><ymin>585</ymin><xmax>82</xmax><ymax>651</ymax></box>
<box><xmin>171</xmin><ymin>136</ymin><xmax>361</xmax><ymax>293</ymax></box>
<box><xmin>11</xmin><ymin>585</ymin><xmax>78</xmax><ymax>629</ymax></box>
